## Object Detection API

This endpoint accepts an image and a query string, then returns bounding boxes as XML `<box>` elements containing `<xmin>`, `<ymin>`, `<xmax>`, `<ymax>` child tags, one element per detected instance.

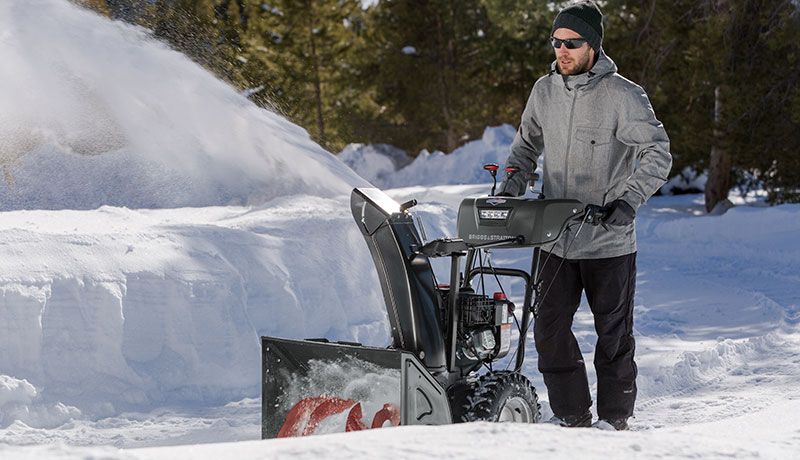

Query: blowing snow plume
<box><xmin>0</xmin><ymin>0</ymin><xmax>365</xmax><ymax>211</ymax></box>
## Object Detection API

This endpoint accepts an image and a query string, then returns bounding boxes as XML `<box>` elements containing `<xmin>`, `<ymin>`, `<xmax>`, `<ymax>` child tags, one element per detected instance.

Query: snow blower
<box><xmin>261</xmin><ymin>166</ymin><xmax>604</xmax><ymax>438</ymax></box>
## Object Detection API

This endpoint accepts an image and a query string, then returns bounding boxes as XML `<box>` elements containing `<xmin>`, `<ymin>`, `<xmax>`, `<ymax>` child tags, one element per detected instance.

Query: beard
<box><xmin>557</xmin><ymin>49</ymin><xmax>593</xmax><ymax>75</ymax></box>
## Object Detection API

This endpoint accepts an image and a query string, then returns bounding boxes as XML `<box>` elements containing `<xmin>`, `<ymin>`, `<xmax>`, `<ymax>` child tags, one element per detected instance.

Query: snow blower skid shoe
<box><xmin>262</xmin><ymin>184</ymin><xmax>598</xmax><ymax>439</ymax></box>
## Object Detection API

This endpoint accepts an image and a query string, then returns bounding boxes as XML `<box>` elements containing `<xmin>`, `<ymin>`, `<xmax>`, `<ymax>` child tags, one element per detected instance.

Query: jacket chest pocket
<box><xmin>574</xmin><ymin>127</ymin><xmax>615</xmax><ymax>188</ymax></box>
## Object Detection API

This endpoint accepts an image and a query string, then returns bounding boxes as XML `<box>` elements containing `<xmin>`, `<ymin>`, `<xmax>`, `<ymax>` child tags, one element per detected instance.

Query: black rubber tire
<box><xmin>448</xmin><ymin>371</ymin><xmax>542</xmax><ymax>423</ymax></box>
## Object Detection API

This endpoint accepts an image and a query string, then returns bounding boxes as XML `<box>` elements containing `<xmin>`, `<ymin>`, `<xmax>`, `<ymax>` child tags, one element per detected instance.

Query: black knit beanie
<box><xmin>551</xmin><ymin>1</ymin><xmax>604</xmax><ymax>52</ymax></box>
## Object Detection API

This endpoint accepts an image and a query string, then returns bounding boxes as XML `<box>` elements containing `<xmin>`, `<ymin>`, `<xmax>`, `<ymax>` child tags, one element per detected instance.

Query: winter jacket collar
<box><xmin>549</xmin><ymin>49</ymin><xmax>617</xmax><ymax>90</ymax></box>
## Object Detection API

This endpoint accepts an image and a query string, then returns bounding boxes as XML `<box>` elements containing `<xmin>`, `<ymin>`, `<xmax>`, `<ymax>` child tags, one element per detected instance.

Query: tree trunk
<box><xmin>308</xmin><ymin>4</ymin><xmax>326</xmax><ymax>148</ymax></box>
<box><xmin>435</xmin><ymin>10</ymin><xmax>456</xmax><ymax>153</ymax></box>
<box><xmin>705</xmin><ymin>85</ymin><xmax>731</xmax><ymax>212</ymax></box>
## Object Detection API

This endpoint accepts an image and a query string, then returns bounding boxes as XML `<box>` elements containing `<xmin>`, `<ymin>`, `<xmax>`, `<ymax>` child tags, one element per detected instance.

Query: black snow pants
<box><xmin>533</xmin><ymin>251</ymin><xmax>637</xmax><ymax>420</ymax></box>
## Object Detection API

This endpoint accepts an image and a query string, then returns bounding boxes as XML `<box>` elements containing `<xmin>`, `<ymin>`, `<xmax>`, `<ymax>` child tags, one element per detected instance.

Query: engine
<box><xmin>438</xmin><ymin>288</ymin><xmax>513</xmax><ymax>366</ymax></box>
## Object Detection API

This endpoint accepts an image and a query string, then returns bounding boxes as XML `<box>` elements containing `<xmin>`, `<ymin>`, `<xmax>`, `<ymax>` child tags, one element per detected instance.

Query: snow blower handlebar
<box><xmin>583</xmin><ymin>203</ymin><xmax>607</xmax><ymax>226</ymax></box>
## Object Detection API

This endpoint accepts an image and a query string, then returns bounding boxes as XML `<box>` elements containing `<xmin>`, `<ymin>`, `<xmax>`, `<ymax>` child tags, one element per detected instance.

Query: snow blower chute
<box><xmin>262</xmin><ymin>168</ymin><xmax>603</xmax><ymax>438</ymax></box>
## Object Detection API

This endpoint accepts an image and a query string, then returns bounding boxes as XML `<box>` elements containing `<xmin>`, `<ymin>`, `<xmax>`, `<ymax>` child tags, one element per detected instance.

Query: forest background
<box><xmin>73</xmin><ymin>0</ymin><xmax>800</xmax><ymax>209</ymax></box>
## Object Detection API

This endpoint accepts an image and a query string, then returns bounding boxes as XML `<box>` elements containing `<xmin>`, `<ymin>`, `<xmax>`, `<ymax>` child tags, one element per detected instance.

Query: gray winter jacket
<box><xmin>499</xmin><ymin>50</ymin><xmax>672</xmax><ymax>259</ymax></box>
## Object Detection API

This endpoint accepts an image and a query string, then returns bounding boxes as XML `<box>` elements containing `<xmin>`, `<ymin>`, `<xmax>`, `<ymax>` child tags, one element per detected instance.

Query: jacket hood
<box><xmin>550</xmin><ymin>48</ymin><xmax>617</xmax><ymax>90</ymax></box>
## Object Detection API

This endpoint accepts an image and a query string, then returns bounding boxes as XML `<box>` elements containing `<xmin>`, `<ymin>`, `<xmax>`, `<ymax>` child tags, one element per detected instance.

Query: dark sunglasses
<box><xmin>550</xmin><ymin>36</ymin><xmax>588</xmax><ymax>49</ymax></box>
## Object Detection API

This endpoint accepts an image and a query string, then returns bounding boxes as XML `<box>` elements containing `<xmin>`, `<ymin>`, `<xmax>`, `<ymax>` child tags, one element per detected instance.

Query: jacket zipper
<box><xmin>564</xmin><ymin>89</ymin><xmax>578</xmax><ymax>196</ymax></box>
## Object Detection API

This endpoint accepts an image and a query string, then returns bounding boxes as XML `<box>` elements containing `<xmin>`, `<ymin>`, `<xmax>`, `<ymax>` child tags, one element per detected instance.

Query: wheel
<box><xmin>447</xmin><ymin>371</ymin><xmax>541</xmax><ymax>423</ymax></box>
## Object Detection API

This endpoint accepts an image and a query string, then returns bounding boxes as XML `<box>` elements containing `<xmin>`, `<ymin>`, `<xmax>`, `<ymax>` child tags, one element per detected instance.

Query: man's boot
<box><xmin>592</xmin><ymin>418</ymin><xmax>629</xmax><ymax>431</ymax></box>
<box><xmin>547</xmin><ymin>411</ymin><xmax>592</xmax><ymax>427</ymax></box>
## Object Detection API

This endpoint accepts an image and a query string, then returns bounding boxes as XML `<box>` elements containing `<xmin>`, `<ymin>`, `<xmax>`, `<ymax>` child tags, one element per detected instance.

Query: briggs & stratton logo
<box><xmin>486</xmin><ymin>198</ymin><xmax>507</xmax><ymax>206</ymax></box>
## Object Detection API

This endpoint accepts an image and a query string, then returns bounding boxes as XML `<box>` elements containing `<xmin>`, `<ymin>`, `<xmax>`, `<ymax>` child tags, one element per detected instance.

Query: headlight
<box><xmin>479</xmin><ymin>209</ymin><xmax>509</xmax><ymax>220</ymax></box>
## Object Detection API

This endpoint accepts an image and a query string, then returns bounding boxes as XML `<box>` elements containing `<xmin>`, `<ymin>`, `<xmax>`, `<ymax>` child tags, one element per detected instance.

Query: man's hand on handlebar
<box><xmin>601</xmin><ymin>199</ymin><xmax>636</xmax><ymax>226</ymax></box>
<box><xmin>585</xmin><ymin>199</ymin><xmax>636</xmax><ymax>227</ymax></box>
<box><xmin>584</xmin><ymin>204</ymin><xmax>606</xmax><ymax>226</ymax></box>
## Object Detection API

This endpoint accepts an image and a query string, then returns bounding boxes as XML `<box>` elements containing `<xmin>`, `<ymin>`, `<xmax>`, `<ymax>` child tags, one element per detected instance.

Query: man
<box><xmin>498</xmin><ymin>1</ymin><xmax>672</xmax><ymax>430</ymax></box>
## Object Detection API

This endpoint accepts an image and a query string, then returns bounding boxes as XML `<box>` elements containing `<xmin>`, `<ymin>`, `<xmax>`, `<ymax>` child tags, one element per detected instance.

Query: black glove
<box><xmin>601</xmin><ymin>199</ymin><xmax>636</xmax><ymax>226</ymax></box>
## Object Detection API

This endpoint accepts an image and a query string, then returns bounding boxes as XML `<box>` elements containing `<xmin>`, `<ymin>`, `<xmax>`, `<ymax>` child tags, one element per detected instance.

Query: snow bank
<box><xmin>337</xmin><ymin>143</ymin><xmax>412</xmax><ymax>188</ymax></box>
<box><xmin>0</xmin><ymin>376</ymin><xmax>36</xmax><ymax>409</ymax></box>
<box><xmin>0</xmin><ymin>200</ymin><xmax>388</xmax><ymax>418</ymax></box>
<box><xmin>0</xmin><ymin>0</ymin><xmax>366</xmax><ymax>211</ymax></box>
<box><xmin>340</xmin><ymin>125</ymin><xmax>517</xmax><ymax>188</ymax></box>
<box><xmin>660</xmin><ymin>167</ymin><xmax>706</xmax><ymax>195</ymax></box>
<box><xmin>638</xmin><ymin>334</ymin><xmax>785</xmax><ymax>400</ymax></box>
<box><xmin>0</xmin><ymin>0</ymin><xmax>385</xmax><ymax>420</ymax></box>
<box><xmin>0</xmin><ymin>375</ymin><xmax>81</xmax><ymax>429</ymax></box>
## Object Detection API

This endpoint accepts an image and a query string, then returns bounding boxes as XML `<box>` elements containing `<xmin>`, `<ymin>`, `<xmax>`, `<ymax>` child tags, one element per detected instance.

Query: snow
<box><xmin>0</xmin><ymin>0</ymin><xmax>380</xmax><ymax>424</ymax></box>
<box><xmin>660</xmin><ymin>167</ymin><xmax>706</xmax><ymax>195</ymax></box>
<box><xmin>0</xmin><ymin>200</ymin><xmax>389</xmax><ymax>419</ymax></box>
<box><xmin>337</xmin><ymin>143</ymin><xmax>413</xmax><ymax>187</ymax></box>
<box><xmin>1</xmin><ymin>1</ymin><xmax>800</xmax><ymax>459</ymax></box>
<box><xmin>0</xmin><ymin>0</ymin><xmax>366</xmax><ymax>211</ymax></box>
<box><xmin>345</xmin><ymin>124</ymin><xmax>521</xmax><ymax>189</ymax></box>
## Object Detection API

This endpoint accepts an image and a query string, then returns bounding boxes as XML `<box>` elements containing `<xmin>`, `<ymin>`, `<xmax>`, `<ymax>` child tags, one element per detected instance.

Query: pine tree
<box><xmin>241</xmin><ymin>0</ymin><xmax>365</xmax><ymax>151</ymax></box>
<box><xmin>603</xmin><ymin>0</ymin><xmax>799</xmax><ymax>207</ymax></box>
<box><xmin>682</xmin><ymin>0</ymin><xmax>800</xmax><ymax>207</ymax></box>
<box><xmin>721</xmin><ymin>0</ymin><xmax>800</xmax><ymax>203</ymax></box>
<box><xmin>142</xmin><ymin>0</ymin><xmax>250</xmax><ymax>85</ymax></box>
<box><xmin>71</xmin><ymin>0</ymin><xmax>112</xmax><ymax>16</ymax></box>
<box><xmin>479</xmin><ymin>0</ymin><xmax>555</xmax><ymax>122</ymax></box>
<box><xmin>364</xmin><ymin>0</ymin><xmax>494</xmax><ymax>153</ymax></box>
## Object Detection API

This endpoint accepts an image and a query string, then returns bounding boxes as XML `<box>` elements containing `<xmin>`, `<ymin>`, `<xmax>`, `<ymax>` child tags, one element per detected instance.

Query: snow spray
<box><xmin>0</xmin><ymin>0</ymin><xmax>364</xmax><ymax>210</ymax></box>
